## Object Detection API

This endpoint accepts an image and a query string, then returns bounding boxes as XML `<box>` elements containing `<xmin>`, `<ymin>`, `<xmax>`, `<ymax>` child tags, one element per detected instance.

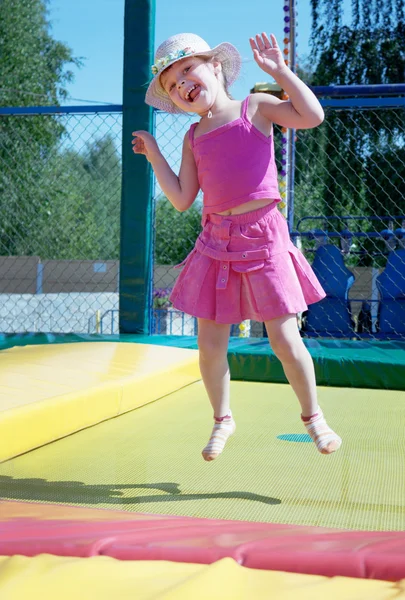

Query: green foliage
<box><xmin>30</xmin><ymin>135</ymin><xmax>121</xmax><ymax>260</ymax></box>
<box><xmin>0</xmin><ymin>121</ymin><xmax>121</xmax><ymax>260</ymax></box>
<box><xmin>0</xmin><ymin>0</ymin><xmax>121</xmax><ymax>261</ymax></box>
<box><xmin>293</xmin><ymin>0</ymin><xmax>405</xmax><ymax>267</ymax></box>
<box><xmin>310</xmin><ymin>0</ymin><xmax>405</xmax><ymax>86</ymax></box>
<box><xmin>0</xmin><ymin>0</ymin><xmax>80</xmax><ymax>106</ymax></box>
<box><xmin>154</xmin><ymin>197</ymin><xmax>202</xmax><ymax>265</ymax></box>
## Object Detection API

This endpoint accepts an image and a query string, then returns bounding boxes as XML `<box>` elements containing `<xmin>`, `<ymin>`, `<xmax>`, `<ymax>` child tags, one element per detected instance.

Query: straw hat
<box><xmin>145</xmin><ymin>33</ymin><xmax>242</xmax><ymax>113</ymax></box>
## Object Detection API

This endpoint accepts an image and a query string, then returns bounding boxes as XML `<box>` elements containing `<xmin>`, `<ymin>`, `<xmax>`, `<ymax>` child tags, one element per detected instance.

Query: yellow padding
<box><xmin>0</xmin><ymin>343</ymin><xmax>200</xmax><ymax>462</ymax></box>
<box><xmin>0</xmin><ymin>556</ymin><xmax>403</xmax><ymax>600</ymax></box>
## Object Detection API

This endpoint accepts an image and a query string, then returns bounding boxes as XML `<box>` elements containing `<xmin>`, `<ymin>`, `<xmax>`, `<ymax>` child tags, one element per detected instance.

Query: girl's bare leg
<box><xmin>198</xmin><ymin>318</ymin><xmax>235</xmax><ymax>460</ymax></box>
<box><xmin>265</xmin><ymin>314</ymin><xmax>341</xmax><ymax>454</ymax></box>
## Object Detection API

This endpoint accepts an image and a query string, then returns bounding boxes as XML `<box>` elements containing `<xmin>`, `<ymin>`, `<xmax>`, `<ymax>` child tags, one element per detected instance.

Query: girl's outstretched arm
<box><xmin>132</xmin><ymin>131</ymin><xmax>200</xmax><ymax>212</ymax></box>
<box><xmin>250</xmin><ymin>32</ymin><xmax>324</xmax><ymax>129</ymax></box>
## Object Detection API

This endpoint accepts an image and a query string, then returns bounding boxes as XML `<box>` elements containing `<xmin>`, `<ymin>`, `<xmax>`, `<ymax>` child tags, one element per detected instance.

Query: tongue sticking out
<box><xmin>189</xmin><ymin>86</ymin><xmax>200</xmax><ymax>101</ymax></box>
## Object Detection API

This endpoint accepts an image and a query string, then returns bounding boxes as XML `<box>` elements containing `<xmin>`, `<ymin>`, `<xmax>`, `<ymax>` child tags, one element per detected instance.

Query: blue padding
<box><xmin>304</xmin><ymin>245</ymin><xmax>355</xmax><ymax>335</ymax></box>
<box><xmin>377</xmin><ymin>249</ymin><xmax>405</xmax><ymax>299</ymax></box>
<box><xmin>376</xmin><ymin>249</ymin><xmax>405</xmax><ymax>333</ymax></box>
<box><xmin>378</xmin><ymin>302</ymin><xmax>405</xmax><ymax>334</ymax></box>
<box><xmin>304</xmin><ymin>298</ymin><xmax>354</xmax><ymax>335</ymax></box>
<box><xmin>311</xmin><ymin>245</ymin><xmax>355</xmax><ymax>298</ymax></box>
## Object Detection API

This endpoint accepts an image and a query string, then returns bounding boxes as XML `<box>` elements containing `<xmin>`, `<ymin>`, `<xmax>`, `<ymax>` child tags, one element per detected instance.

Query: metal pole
<box><xmin>287</xmin><ymin>0</ymin><xmax>297</xmax><ymax>234</ymax></box>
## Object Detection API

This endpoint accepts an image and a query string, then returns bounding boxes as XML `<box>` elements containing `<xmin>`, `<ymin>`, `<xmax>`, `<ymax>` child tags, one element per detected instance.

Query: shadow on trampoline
<box><xmin>0</xmin><ymin>475</ymin><xmax>281</xmax><ymax>506</ymax></box>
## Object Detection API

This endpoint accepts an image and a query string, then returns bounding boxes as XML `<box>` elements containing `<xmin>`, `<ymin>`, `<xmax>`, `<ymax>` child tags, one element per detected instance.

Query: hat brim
<box><xmin>145</xmin><ymin>42</ymin><xmax>242</xmax><ymax>114</ymax></box>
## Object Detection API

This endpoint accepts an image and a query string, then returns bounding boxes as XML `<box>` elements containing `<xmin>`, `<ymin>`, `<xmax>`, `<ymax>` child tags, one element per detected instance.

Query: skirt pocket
<box><xmin>231</xmin><ymin>260</ymin><xmax>265</xmax><ymax>273</ymax></box>
<box><xmin>237</xmin><ymin>222</ymin><xmax>265</xmax><ymax>241</ymax></box>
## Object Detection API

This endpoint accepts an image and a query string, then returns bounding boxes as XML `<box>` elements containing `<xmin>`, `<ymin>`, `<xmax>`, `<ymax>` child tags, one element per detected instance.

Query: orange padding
<box><xmin>1</xmin><ymin>555</ymin><xmax>405</xmax><ymax>600</ymax></box>
<box><xmin>1</xmin><ymin>501</ymin><xmax>405</xmax><ymax>582</ymax></box>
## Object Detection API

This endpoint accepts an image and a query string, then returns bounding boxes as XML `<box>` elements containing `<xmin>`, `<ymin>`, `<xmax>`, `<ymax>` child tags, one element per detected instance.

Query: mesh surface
<box><xmin>0</xmin><ymin>381</ymin><xmax>404</xmax><ymax>530</ymax></box>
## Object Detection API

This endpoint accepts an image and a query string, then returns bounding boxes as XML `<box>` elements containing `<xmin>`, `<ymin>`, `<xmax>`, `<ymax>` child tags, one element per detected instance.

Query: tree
<box><xmin>293</xmin><ymin>0</ymin><xmax>405</xmax><ymax>262</ymax></box>
<box><xmin>23</xmin><ymin>134</ymin><xmax>122</xmax><ymax>260</ymax></box>
<box><xmin>80</xmin><ymin>136</ymin><xmax>121</xmax><ymax>259</ymax></box>
<box><xmin>0</xmin><ymin>0</ymin><xmax>80</xmax><ymax>107</ymax></box>
<box><xmin>0</xmin><ymin>0</ymin><xmax>81</xmax><ymax>256</ymax></box>
<box><xmin>154</xmin><ymin>197</ymin><xmax>202</xmax><ymax>265</ymax></box>
<box><xmin>310</xmin><ymin>0</ymin><xmax>405</xmax><ymax>87</ymax></box>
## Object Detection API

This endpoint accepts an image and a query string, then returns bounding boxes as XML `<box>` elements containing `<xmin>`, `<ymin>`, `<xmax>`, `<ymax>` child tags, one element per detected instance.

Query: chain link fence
<box><xmin>153</xmin><ymin>100</ymin><xmax>405</xmax><ymax>340</ymax></box>
<box><xmin>294</xmin><ymin>103</ymin><xmax>405</xmax><ymax>339</ymax></box>
<box><xmin>1</xmin><ymin>99</ymin><xmax>404</xmax><ymax>339</ymax></box>
<box><xmin>153</xmin><ymin>111</ymin><xmax>201</xmax><ymax>336</ymax></box>
<box><xmin>0</xmin><ymin>108</ymin><xmax>122</xmax><ymax>334</ymax></box>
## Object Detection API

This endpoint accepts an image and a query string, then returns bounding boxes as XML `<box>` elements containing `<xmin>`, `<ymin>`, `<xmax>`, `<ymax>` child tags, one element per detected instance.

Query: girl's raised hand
<box><xmin>132</xmin><ymin>130</ymin><xmax>161</xmax><ymax>162</ymax></box>
<box><xmin>250</xmin><ymin>33</ymin><xmax>287</xmax><ymax>77</ymax></box>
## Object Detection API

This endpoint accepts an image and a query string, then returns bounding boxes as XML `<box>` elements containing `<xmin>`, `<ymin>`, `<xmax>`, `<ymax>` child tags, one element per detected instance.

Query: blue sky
<box><xmin>48</xmin><ymin>0</ymin><xmax>319</xmax><ymax>106</ymax></box>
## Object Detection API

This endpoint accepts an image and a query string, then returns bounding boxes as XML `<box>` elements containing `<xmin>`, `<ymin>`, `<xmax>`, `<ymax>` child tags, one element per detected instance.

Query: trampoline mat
<box><xmin>0</xmin><ymin>381</ymin><xmax>404</xmax><ymax>531</ymax></box>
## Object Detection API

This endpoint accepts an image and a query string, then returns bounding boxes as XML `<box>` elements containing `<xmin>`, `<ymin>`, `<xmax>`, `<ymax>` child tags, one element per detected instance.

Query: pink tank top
<box><xmin>188</xmin><ymin>95</ymin><xmax>281</xmax><ymax>215</ymax></box>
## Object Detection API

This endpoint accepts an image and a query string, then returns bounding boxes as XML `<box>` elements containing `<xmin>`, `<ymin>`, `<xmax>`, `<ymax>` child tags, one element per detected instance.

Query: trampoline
<box><xmin>1</xmin><ymin>340</ymin><xmax>405</xmax><ymax>598</ymax></box>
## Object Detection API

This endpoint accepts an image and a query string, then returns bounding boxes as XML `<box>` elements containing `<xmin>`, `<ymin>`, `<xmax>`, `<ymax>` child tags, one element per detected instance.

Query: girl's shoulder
<box><xmin>246</xmin><ymin>92</ymin><xmax>275</xmax><ymax>113</ymax></box>
<box><xmin>245</xmin><ymin>94</ymin><xmax>275</xmax><ymax>136</ymax></box>
<box><xmin>245</xmin><ymin>92</ymin><xmax>264</xmax><ymax>105</ymax></box>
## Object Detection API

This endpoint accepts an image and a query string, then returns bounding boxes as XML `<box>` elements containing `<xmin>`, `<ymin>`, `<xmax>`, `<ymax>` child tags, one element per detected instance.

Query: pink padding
<box><xmin>1</xmin><ymin>501</ymin><xmax>405</xmax><ymax>581</ymax></box>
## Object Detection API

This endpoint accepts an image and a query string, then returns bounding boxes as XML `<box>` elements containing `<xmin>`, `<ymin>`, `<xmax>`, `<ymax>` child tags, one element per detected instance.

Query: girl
<box><xmin>132</xmin><ymin>32</ymin><xmax>342</xmax><ymax>461</ymax></box>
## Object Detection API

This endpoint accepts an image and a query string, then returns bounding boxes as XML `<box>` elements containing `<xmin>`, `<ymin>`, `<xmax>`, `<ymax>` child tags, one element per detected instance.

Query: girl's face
<box><xmin>160</xmin><ymin>56</ymin><xmax>220</xmax><ymax>115</ymax></box>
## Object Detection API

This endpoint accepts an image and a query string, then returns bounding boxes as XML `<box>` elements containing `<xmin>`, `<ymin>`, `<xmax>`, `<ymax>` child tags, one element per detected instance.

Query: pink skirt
<box><xmin>170</xmin><ymin>202</ymin><xmax>326</xmax><ymax>324</ymax></box>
